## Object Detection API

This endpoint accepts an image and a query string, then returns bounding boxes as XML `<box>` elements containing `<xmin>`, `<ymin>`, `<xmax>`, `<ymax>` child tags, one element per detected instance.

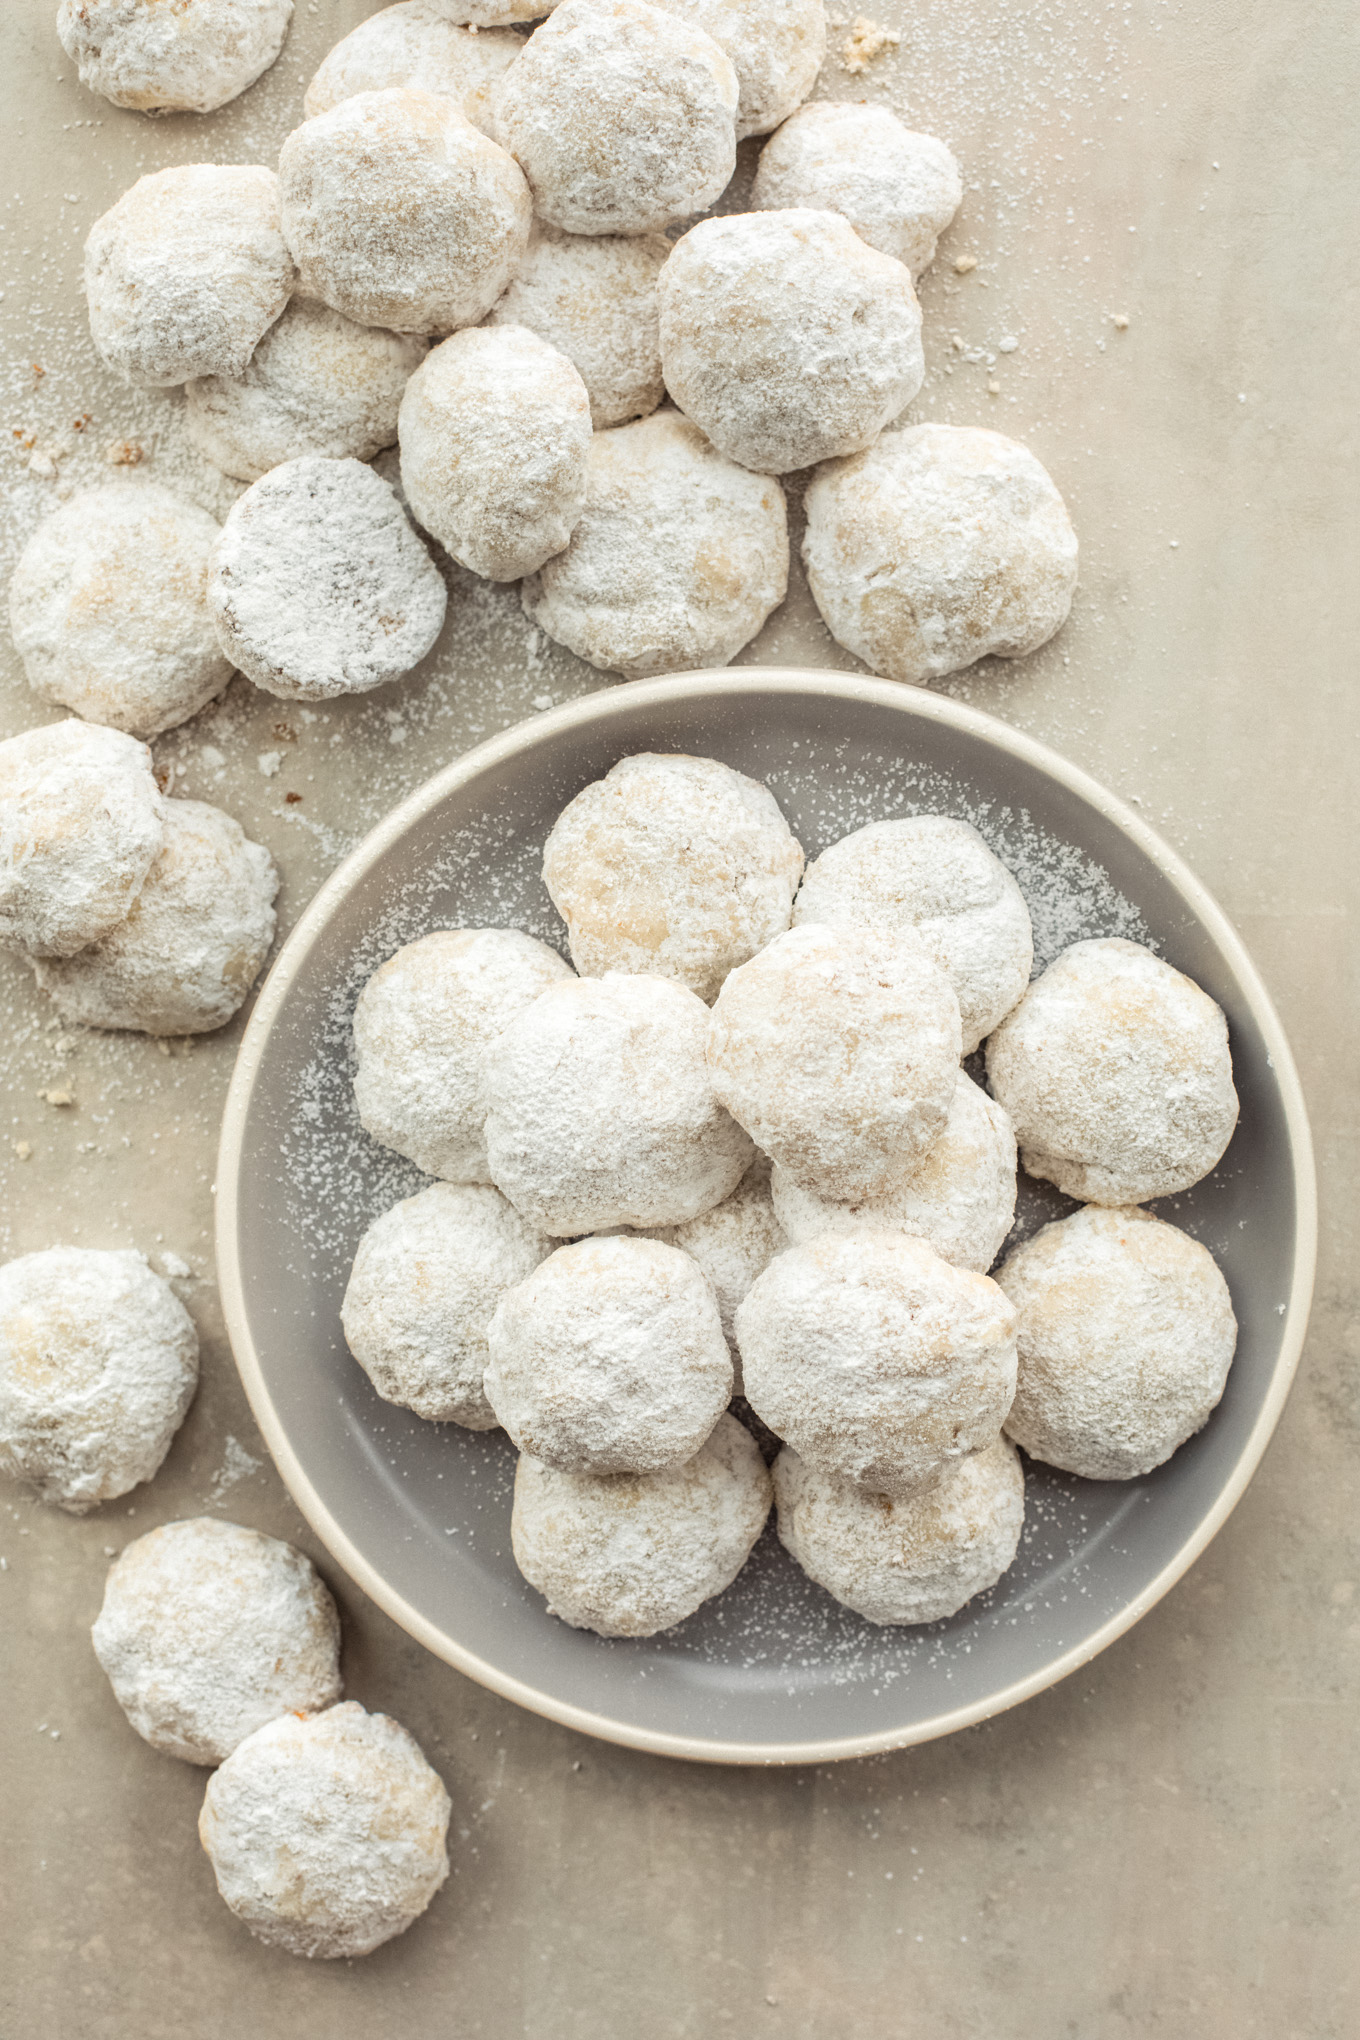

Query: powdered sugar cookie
<box><xmin>542</xmin><ymin>752</ymin><xmax>804</xmax><ymax>1002</ymax></box>
<box><xmin>92</xmin><ymin>1518</ymin><xmax>342</xmax><ymax>1766</ymax></box>
<box><xmin>278</xmin><ymin>87</ymin><xmax>530</xmax><ymax>334</ymax></box>
<box><xmin>484</xmin><ymin>972</ymin><xmax>754</xmax><ymax>1234</ymax></box>
<box><xmin>655</xmin><ymin>0</ymin><xmax>826</xmax><ymax>139</ymax></box>
<box><xmin>494</xmin><ymin>0</ymin><xmax>738</xmax><ymax>235</ymax></box>
<box><xmin>706</xmin><ymin>922</ymin><xmax>961</xmax><ymax>1201</ymax></box>
<box><xmin>0</xmin><ymin>1247</ymin><xmax>198</xmax><ymax>1512</ymax></box>
<box><xmin>33</xmin><ymin>797</ymin><xmax>278</xmax><ymax>1035</ymax></box>
<box><xmin>793</xmin><ymin>815</ymin><xmax>1033</xmax><ymax>1052</ymax></box>
<box><xmin>199</xmin><ymin>1704</ymin><xmax>450</xmax><ymax>1959</ymax></box>
<box><xmin>184</xmin><ymin>297</ymin><xmax>428</xmax><ymax>483</ymax></box>
<box><xmin>209</xmin><ymin>456</ymin><xmax>446</xmax><ymax>699</ymax></box>
<box><xmin>736</xmin><ymin>1230</ymin><xmax>1017</xmax><ymax>1500</ymax></box>
<box><xmin>8</xmin><ymin>483</ymin><xmax>232</xmax><ymax>740</ymax></box>
<box><xmin>58</xmin><ymin>0</ymin><xmax>292</xmax><ymax>114</ymax></box>
<box><xmin>774</xmin><ymin>1436</ymin><xmax>1024</xmax><ymax>1623</ymax></box>
<box><xmin>985</xmin><ymin>938</ymin><xmax>1239</xmax><ymax>1205</ymax></box>
<box><xmin>0</xmin><ymin>721</ymin><xmax>163</xmax><ymax>959</ymax></box>
<box><xmin>522</xmin><ymin>412</ymin><xmax>788</xmax><ymax>678</ymax></box>
<box><xmin>85</xmin><ymin>165</ymin><xmax>294</xmax><ymax>388</ymax></box>
<box><xmin>771</xmin><ymin>1072</ymin><xmax>1016</xmax><ymax>1274</ymax></box>
<box><xmin>996</xmin><ymin>1205</ymin><xmax>1238</xmax><ymax>1479</ymax></box>
<box><xmin>753</xmin><ymin>103</ymin><xmax>961</xmax><ymax>275</ymax></box>
<box><xmin>398</xmin><ymin>326</ymin><xmax>591</xmax><ymax>580</ymax></box>
<box><xmin>483</xmin><ymin>224</ymin><xmax>669</xmax><ymax>429</ymax></box>
<box><xmin>352</xmin><ymin>927</ymin><xmax>574</xmax><ymax>1183</ymax></box>
<box><xmin>511</xmin><ymin>1412</ymin><xmax>771</xmax><ymax>1635</ymax></box>
<box><xmin>803</xmin><ymin>423</ymin><xmax>1079</xmax><ymax>684</ymax></box>
<box><xmin>342</xmin><ymin>1182</ymin><xmax>550</xmax><ymax>1426</ymax></box>
<box><xmin>658</xmin><ymin>209</ymin><xmax>923</xmax><ymax>473</ymax></box>
<box><xmin>304</xmin><ymin>3</ymin><xmax>522</xmax><ymax>135</ymax></box>
<box><xmin>641</xmin><ymin>1151</ymin><xmax>787</xmax><ymax>1389</ymax></box>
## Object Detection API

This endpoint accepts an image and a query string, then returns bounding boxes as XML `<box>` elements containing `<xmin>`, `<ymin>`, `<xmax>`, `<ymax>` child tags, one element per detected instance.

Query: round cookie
<box><xmin>483</xmin><ymin>972</ymin><xmax>754</xmax><ymax>1234</ymax></box>
<box><xmin>278</xmin><ymin>87</ymin><xmax>530</xmax><ymax>334</ymax></box>
<box><xmin>494</xmin><ymin>0</ymin><xmax>738</xmax><ymax>235</ymax></box>
<box><xmin>398</xmin><ymin>326</ymin><xmax>591</xmax><ymax>581</ymax></box>
<box><xmin>735</xmin><ymin>1230</ymin><xmax>1017</xmax><ymax>1501</ymax></box>
<box><xmin>803</xmin><ymin>423</ymin><xmax>1079</xmax><ymax>685</ymax></box>
<box><xmin>304</xmin><ymin>3</ymin><xmax>523</xmax><ymax>136</ymax></box>
<box><xmin>774</xmin><ymin>1436</ymin><xmax>1025</xmax><ymax>1624</ymax></box>
<box><xmin>199</xmin><ymin>1703</ymin><xmax>450</xmax><ymax>1960</ymax></box>
<box><xmin>640</xmin><ymin>1151</ymin><xmax>787</xmax><ymax>1388</ymax></box>
<box><xmin>341</xmin><ymin>1182</ymin><xmax>550</xmax><ymax>1427</ymax></box>
<box><xmin>522</xmin><ymin>412</ymin><xmax>789</xmax><ymax>679</ymax></box>
<box><xmin>654</xmin><ymin>0</ymin><xmax>825</xmax><ymax>140</ymax></box>
<box><xmin>184</xmin><ymin>298</ymin><xmax>428</xmax><ymax>483</ymax></box>
<box><xmin>483</xmin><ymin>224</ymin><xmax>670</xmax><ymax>430</ymax></box>
<box><xmin>8</xmin><ymin>483</ymin><xmax>232</xmax><ymax>740</ymax></box>
<box><xmin>996</xmin><ymin>1205</ymin><xmax>1238</xmax><ymax>1479</ymax></box>
<box><xmin>706</xmin><ymin>922</ymin><xmax>961</xmax><ymax>1201</ymax></box>
<box><xmin>542</xmin><ymin>752</ymin><xmax>804</xmax><ymax>1002</ymax></box>
<box><xmin>0</xmin><ymin>721</ymin><xmax>163</xmax><ymax>959</ymax></box>
<box><xmin>58</xmin><ymin>0</ymin><xmax>292</xmax><ymax>114</ymax></box>
<box><xmin>771</xmin><ymin>1071</ymin><xmax>1016</xmax><ymax>1275</ymax></box>
<box><xmin>658</xmin><ymin>210</ymin><xmax>923</xmax><ymax>474</ymax></box>
<box><xmin>792</xmin><ymin>814</ymin><xmax>1033</xmax><ymax>1053</ymax></box>
<box><xmin>352</xmin><ymin>927</ymin><xmax>574</xmax><ymax>1183</ymax></box>
<box><xmin>208</xmin><ymin>456</ymin><xmax>446</xmax><ymax>700</ymax></box>
<box><xmin>511</xmin><ymin>1411</ymin><xmax>771</xmax><ymax>1636</ymax></box>
<box><xmin>753</xmin><ymin>103</ymin><xmax>962</xmax><ymax>275</ymax></box>
<box><xmin>91</xmin><ymin>1518</ymin><xmax>342</xmax><ymax>1766</ymax></box>
<box><xmin>84</xmin><ymin>165</ymin><xmax>294</xmax><ymax>388</ymax></box>
<box><xmin>33</xmin><ymin>797</ymin><xmax>278</xmax><ymax>1036</ymax></box>
<box><xmin>0</xmin><ymin>1247</ymin><xmax>198</xmax><ymax>1513</ymax></box>
<box><xmin>485</xmin><ymin>1235</ymin><xmax>732</xmax><ymax>1473</ymax></box>
<box><xmin>985</xmin><ymin>937</ymin><xmax>1239</xmax><ymax>1205</ymax></box>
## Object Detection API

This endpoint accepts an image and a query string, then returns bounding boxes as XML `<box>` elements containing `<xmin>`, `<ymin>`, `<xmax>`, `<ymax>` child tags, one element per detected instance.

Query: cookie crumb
<box><xmin>953</xmin><ymin>254</ymin><xmax>978</xmax><ymax>275</ymax></box>
<box><xmin>104</xmin><ymin>439</ymin><xmax>143</xmax><ymax>465</ymax></box>
<box><xmin>1112</xmin><ymin>312</ymin><xmax>1130</xmax><ymax>329</ymax></box>
<box><xmin>13</xmin><ymin>1141</ymin><xmax>32</xmax><ymax>1160</ymax></box>
<box><xmin>40</xmin><ymin>1088</ymin><xmax>74</xmax><ymax>1107</ymax></box>
<box><xmin>840</xmin><ymin>16</ymin><xmax>900</xmax><ymax>72</ymax></box>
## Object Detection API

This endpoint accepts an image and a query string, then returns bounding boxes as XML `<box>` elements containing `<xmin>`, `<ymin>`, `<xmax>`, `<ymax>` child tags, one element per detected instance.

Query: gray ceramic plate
<box><xmin>216</xmin><ymin>671</ymin><xmax>1315</xmax><ymax>1764</ymax></box>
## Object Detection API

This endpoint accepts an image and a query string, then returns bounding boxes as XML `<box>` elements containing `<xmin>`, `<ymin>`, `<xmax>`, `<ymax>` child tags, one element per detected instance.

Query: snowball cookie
<box><xmin>753</xmin><ymin>103</ymin><xmax>962</xmax><ymax>276</ymax></box>
<box><xmin>304</xmin><ymin>3</ymin><xmax>522</xmax><ymax>136</ymax></box>
<box><xmin>58</xmin><ymin>0</ymin><xmax>292</xmax><ymax>114</ymax></box>
<box><xmin>803</xmin><ymin>424</ymin><xmax>1079</xmax><ymax>685</ymax></box>
<box><xmin>278</xmin><ymin>87</ymin><xmax>531</xmax><ymax>335</ymax></box>
<box><xmin>511</xmin><ymin>1411</ymin><xmax>770</xmax><ymax>1635</ymax></box>
<box><xmin>483</xmin><ymin>223</ymin><xmax>669</xmax><ymax>430</ymax></box>
<box><xmin>522</xmin><ymin>412</ymin><xmax>788</xmax><ymax>678</ymax></box>
<box><xmin>209</xmin><ymin>457</ymin><xmax>445</xmax><ymax>701</ymax></box>
<box><xmin>706</xmin><ymin>922</ymin><xmax>961</xmax><ymax>1202</ymax></box>
<box><xmin>398</xmin><ymin>326</ymin><xmax>591</xmax><ymax>581</ymax></box>
<box><xmin>8</xmin><ymin>483</ymin><xmax>232</xmax><ymax>741</ymax></box>
<box><xmin>641</xmin><ymin>1153</ymin><xmax>787</xmax><ymax>1388</ymax></box>
<box><xmin>654</xmin><ymin>0</ymin><xmax>825</xmax><ymax>140</ymax></box>
<box><xmin>91</xmin><ymin>1518</ymin><xmax>342</xmax><ymax>1766</ymax></box>
<box><xmin>199</xmin><ymin>1703</ymin><xmax>450</xmax><ymax>1959</ymax></box>
<box><xmin>342</xmin><ymin>1182</ymin><xmax>550</xmax><ymax>1426</ymax></box>
<box><xmin>735</xmin><ymin>1230</ymin><xmax>1017</xmax><ymax>1500</ymax></box>
<box><xmin>495</xmin><ymin>0</ymin><xmax>739</xmax><ymax>235</ymax></box>
<box><xmin>771</xmin><ymin>1072</ymin><xmax>1016</xmax><ymax>1275</ymax></box>
<box><xmin>543</xmin><ymin>752</ymin><xmax>804</xmax><ymax>1002</ymax></box>
<box><xmin>0</xmin><ymin>1247</ymin><xmax>198</xmax><ymax>1512</ymax></box>
<box><xmin>996</xmin><ymin>1205</ymin><xmax>1238</xmax><ymax>1481</ymax></box>
<box><xmin>774</xmin><ymin>1436</ymin><xmax>1024</xmax><ymax>1624</ymax></box>
<box><xmin>985</xmin><ymin>938</ymin><xmax>1240</xmax><ymax>1205</ymax></box>
<box><xmin>793</xmin><ymin>815</ymin><xmax>1033</xmax><ymax>1053</ymax></box>
<box><xmin>0</xmin><ymin>721</ymin><xmax>163</xmax><ymax>959</ymax></box>
<box><xmin>485</xmin><ymin>1235</ymin><xmax>732</xmax><ymax>1473</ymax></box>
<box><xmin>33</xmin><ymin>797</ymin><xmax>278</xmax><ymax>1035</ymax></box>
<box><xmin>658</xmin><ymin>210</ymin><xmax>923</xmax><ymax>475</ymax></box>
<box><xmin>484</xmin><ymin>972</ymin><xmax>754</xmax><ymax>1234</ymax></box>
<box><xmin>353</xmin><ymin>928</ymin><xmax>574</xmax><ymax>1182</ymax></box>
<box><xmin>84</xmin><ymin>166</ymin><xmax>294</xmax><ymax>389</ymax></box>
<box><xmin>184</xmin><ymin>298</ymin><xmax>428</xmax><ymax>484</ymax></box>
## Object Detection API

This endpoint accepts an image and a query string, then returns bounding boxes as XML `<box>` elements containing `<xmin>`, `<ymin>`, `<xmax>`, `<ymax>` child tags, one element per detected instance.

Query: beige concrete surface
<box><xmin>0</xmin><ymin>1</ymin><xmax>1356</xmax><ymax>2032</ymax></box>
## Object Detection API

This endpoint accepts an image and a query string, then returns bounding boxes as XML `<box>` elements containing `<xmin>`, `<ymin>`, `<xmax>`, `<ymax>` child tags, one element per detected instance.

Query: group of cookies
<box><xmin>344</xmin><ymin>751</ymin><xmax>1241</xmax><ymax>1638</ymax></box>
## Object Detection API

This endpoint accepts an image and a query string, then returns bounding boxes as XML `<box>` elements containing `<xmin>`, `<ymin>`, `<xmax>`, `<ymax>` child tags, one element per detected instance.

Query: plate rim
<box><xmin>215</xmin><ymin>668</ymin><xmax>1317</xmax><ymax>1766</ymax></box>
